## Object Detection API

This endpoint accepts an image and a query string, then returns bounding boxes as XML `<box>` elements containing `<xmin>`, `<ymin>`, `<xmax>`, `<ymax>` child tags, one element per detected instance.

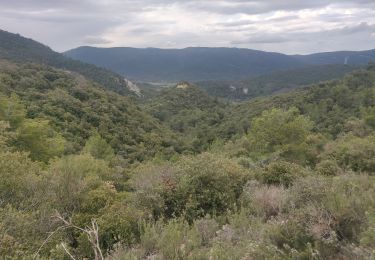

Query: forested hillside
<box><xmin>1</xmin><ymin>41</ymin><xmax>375</xmax><ymax>260</ymax></box>
<box><xmin>197</xmin><ymin>64</ymin><xmax>358</xmax><ymax>100</ymax></box>
<box><xmin>218</xmin><ymin>64</ymin><xmax>375</xmax><ymax>140</ymax></box>
<box><xmin>294</xmin><ymin>49</ymin><xmax>375</xmax><ymax>65</ymax></box>
<box><xmin>0</xmin><ymin>60</ymin><xmax>184</xmax><ymax>164</ymax></box>
<box><xmin>143</xmin><ymin>82</ymin><xmax>227</xmax><ymax>152</ymax></box>
<box><xmin>0</xmin><ymin>30</ymin><xmax>132</xmax><ymax>95</ymax></box>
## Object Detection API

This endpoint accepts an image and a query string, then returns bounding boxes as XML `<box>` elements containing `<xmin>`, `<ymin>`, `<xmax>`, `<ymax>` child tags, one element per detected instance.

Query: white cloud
<box><xmin>0</xmin><ymin>0</ymin><xmax>374</xmax><ymax>53</ymax></box>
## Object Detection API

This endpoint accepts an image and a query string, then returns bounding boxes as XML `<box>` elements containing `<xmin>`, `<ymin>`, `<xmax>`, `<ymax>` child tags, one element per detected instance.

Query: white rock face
<box><xmin>243</xmin><ymin>88</ymin><xmax>249</xmax><ymax>94</ymax></box>
<box><xmin>176</xmin><ymin>82</ymin><xmax>190</xmax><ymax>89</ymax></box>
<box><xmin>125</xmin><ymin>78</ymin><xmax>141</xmax><ymax>96</ymax></box>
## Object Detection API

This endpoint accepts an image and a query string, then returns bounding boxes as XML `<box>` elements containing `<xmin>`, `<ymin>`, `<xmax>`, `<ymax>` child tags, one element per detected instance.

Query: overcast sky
<box><xmin>1</xmin><ymin>0</ymin><xmax>375</xmax><ymax>54</ymax></box>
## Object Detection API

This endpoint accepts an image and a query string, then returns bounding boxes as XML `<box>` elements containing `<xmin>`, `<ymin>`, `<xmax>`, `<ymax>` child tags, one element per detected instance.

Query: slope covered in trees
<box><xmin>0</xmin><ymin>60</ymin><xmax>184</xmax><ymax>163</ymax></box>
<box><xmin>143</xmin><ymin>82</ymin><xmax>227</xmax><ymax>152</ymax></box>
<box><xmin>0</xmin><ymin>29</ymin><xmax>132</xmax><ymax>95</ymax></box>
<box><xmin>218</xmin><ymin>64</ymin><xmax>375</xmax><ymax>140</ymax></box>
<box><xmin>197</xmin><ymin>64</ymin><xmax>358</xmax><ymax>100</ymax></box>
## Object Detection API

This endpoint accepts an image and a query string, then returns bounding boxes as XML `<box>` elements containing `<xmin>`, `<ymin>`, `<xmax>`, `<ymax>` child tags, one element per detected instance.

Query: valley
<box><xmin>0</xmin><ymin>28</ymin><xmax>375</xmax><ymax>259</ymax></box>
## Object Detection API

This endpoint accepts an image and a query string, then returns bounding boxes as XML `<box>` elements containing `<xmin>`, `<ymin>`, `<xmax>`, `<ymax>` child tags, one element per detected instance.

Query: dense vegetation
<box><xmin>0</xmin><ymin>30</ymin><xmax>132</xmax><ymax>95</ymax></box>
<box><xmin>0</xmin><ymin>60</ymin><xmax>184</xmax><ymax>164</ymax></box>
<box><xmin>143</xmin><ymin>82</ymin><xmax>227</xmax><ymax>152</ymax></box>
<box><xmin>197</xmin><ymin>64</ymin><xmax>358</xmax><ymax>100</ymax></box>
<box><xmin>1</xmin><ymin>32</ymin><xmax>375</xmax><ymax>259</ymax></box>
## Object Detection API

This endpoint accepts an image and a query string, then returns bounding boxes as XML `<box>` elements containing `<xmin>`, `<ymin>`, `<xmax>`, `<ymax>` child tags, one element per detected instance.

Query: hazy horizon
<box><xmin>64</xmin><ymin>45</ymin><xmax>375</xmax><ymax>56</ymax></box>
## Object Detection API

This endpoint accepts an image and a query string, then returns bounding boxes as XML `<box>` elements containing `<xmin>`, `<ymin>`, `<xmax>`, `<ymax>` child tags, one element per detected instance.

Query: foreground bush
<box><xmin>258</xmin><ymin>160</ymin><xmax>308</xmax><ymax>187</ymax></box>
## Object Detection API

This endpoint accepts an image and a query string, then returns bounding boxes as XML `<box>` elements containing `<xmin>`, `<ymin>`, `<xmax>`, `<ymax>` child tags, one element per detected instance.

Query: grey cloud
<box><xmin>232</xmin><ymin>34</ymin><xmax>292</xmax><ymax>44</ymax></box>
<box><xmin>215</xmin><ymin>20</ymin><xmax>255</xmax><ymax>27</ymax></box>
<box><xmin>83</xmin><ymin>36</ymin><xmax>112</xmax><ymax>44</ymax></box>
<box><xmin>0</xmin><ymin>0</ymin><xmax>375</xmax><ymax>53</ymax></box>
<box><xmin>0</xmin><ymin>0</ymin><xmax>371</xmax><ymax>15</ymax></box>
<box><xmin>231</xmin><ymin>22</ymin><xmax>375</xmax><ymax>54</ymax></box>
<box><xmin>180</xmin><ymin>0</ymin><xmax>375</xmax><ymax>15</ymax></box>
<box><xmin>335</xmin><ymin>22</ymin><xmax>375</xmax><ymax>35</ymax></box>
<box><xmin>267</xmin><ymin>15</ymin><xmax>300</xmax><ymax>22</ymax></box>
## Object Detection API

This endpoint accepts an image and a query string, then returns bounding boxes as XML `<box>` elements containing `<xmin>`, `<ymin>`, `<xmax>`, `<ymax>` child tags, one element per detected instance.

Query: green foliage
<box><xmin>129</xmin><ymin>162</ymin><xmax>177</xmax><ymax>219</ymax></box>
<box><xmin>316</xmin><ymin>159</ymin><xmax>343</xmax><ymax>176</ymax></box>
<box><xmin>323</xmin><ymin>134</ymin><xmax>375</xmax><ymax>173</ymax></box>
<box><xmin>258</xmin><ymin>160</ymin><xmax>308</xmax><ymax>187</ymax></box>
<box><xmin>0</xmin><ymin>121</ymin><xmax>11</xmax><ymax>148</ymax></box>
<box><xmin>221</xmin><ymin>66</ymin><xmax>375</xmax><ymax>139</ymax></box>
<box><xmin>250</xmin><ymin>108</ymin><xmax>313</xmax><ymax>152</ymax></box>
<box><xmin>0</xmin><ymin>62</ymin><xmax>183</xmax><ymax>163</ymax></box>
<box><xmin>144</xmin><ymin>83</ymin><xmax>226</xmax><ymax>152</ymax></box>
<box><xmin>83</xmin><ymin>133</ymin><xmax>115</xmax><ymax>161</ymax></box>
<box><xmin>248</xmin><ymin>108</ymin><xmax>314</xmax><ymax>164</ymax></box>
<box><xmin>129</xmin><ymin>153</ymin><xmax>249</xmax><ymax>222</ymax></box>
<box><xmin>155</xmin><ymin>219</ymin><xmax>201</xmax><ymax>259</ymax></box>
<box><xmin>0</xmin><ymin>205</ymin><xmax>41</xmax><ymax>258</ymax></box>
<box><xmin>47</xmin><ymin>154</ymin><xmax>114</xmax><ymax>215</ymax></box>
<box><xmin>1</xmin><ymin>42</ymin><xmax>375</xmax><ymax>259</ymax></box>
<box><xmin>98</xmin><ymin>202</ymin><xmax>143</xmax><ymax>250</ymax></box>
<box><xmin>0</xmin><ymin>93</ymin><xmax>26</xmax><ymax>128</ymax></box>
<box><xmin>364</xmin><ymin>106</ymin><xmax>375</xmax><ymax>128</ymax></box>
<box><xmin>173</xmin><ymin>153</ymin><xmax>248</xmax><ymax>221</ymax></box>
<box><xmin>198</xmin><ymin>64</ymin><xmax>357</xmax><ymax>101</ymax></box>
<box><xmin>15</xmin><ymin>119</ymin><xmax>65</xmax><ymax>162</ymax></box>
<box><xmin>0</xmin><ymin>29</ymin><xmax>133</xmax><ymax>95</ymax></box>
<box><xmin>0</xmin><ymin>150</ymin><xmax>42</xmax><ymax>209</ymax></box>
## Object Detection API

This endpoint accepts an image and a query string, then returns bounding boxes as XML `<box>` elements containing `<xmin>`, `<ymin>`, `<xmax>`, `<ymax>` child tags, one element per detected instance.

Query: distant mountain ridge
<box><xmin>0</xmin><ymin>29</ymin><xmax>132</xmax><ymax>95</ymax></box>
<box><xmin>64</xmin><ymin>46</ymin><xmax>375</xmax><ymax>82</ymax></box>
<box><xmin>293</xmin><ymin>50</ymin><xmax>375</xmax><ymax>65</ymax></box>
<box><xmin>64</xmin><ymin>47</ymin><xmax>305</xmax><ymax>82</ymax></box>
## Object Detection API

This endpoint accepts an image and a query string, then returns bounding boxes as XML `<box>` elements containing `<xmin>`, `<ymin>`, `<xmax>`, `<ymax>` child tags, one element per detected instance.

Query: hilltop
<box><xmin>0</xmin><ymin>29</ymin><xmax>133</xmax><ymax>95</ymax></box>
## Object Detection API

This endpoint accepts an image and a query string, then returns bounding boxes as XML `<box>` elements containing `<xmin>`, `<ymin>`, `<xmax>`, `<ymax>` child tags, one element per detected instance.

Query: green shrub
<box><xmin>259</xmin><ymin>160</ymin><xmax>307</xmax><ymax>187</ymax></box>
<box><xmin>98</xmin><ymin>202</ymin><xmax>143</xmax><ymax>252</ymax></box>
<box><xmin>15</xmin><ymin>119</ymin><xmax>66</xmax><ymax>162</ymax></box>
<box><xmin>0</xmin><ymin>205</ymin><xmax>41</xmax><ymax>258</ymax></box>
<box><xmin>0</xmin><ymin>151</ymin><xmax>43</xmax><ymax>209</ymax></box>
<box><xmin>47</xmin><ymin>154</ymin><xmax>114</xmax><ymax>215</ymax></box>
<box><xmin>83</xmin><ymin>132</ymin><xmax>115</xmax><ymax>161</ymax></box>
<box><xmin>249</xmin><ymin>108</ymin><xmax>313</xmax><ymax>156</ymax></box>
<box><xmin>129</xmin><ymin>162</ymin><xmax>178</xmax><ymax>219</ymax></box>
<box><xmin>266</xmin><ymin>219</ymin><xmax>314</xmax><ymax>254</ymax></box>
<box><xmin>323</xmin><ymin>134</ymin><xmax>375</xmax><ymax>173</ymax></box>
<box><xmin>316</xmin><ymin>159</ymin><xmax>343</xmax><ymax>176</ymax></box>
<box><xmin>158</xmin><ymin>220</ymin><xmax>199</xmax><ymax>259</ymax></box>
<box><xmin>172</xmin><ymin>153</ymin><xmax>249</xmax><ymax>221</ymax></box>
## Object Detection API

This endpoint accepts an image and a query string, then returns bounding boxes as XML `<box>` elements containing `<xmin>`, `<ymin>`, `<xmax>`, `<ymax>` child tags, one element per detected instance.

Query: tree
<box><xmin>0</xmin><ymin>93</ymin><xmax>26</xmax><ymax>128</ymax></box>
<box><xmin>249</xmin><ymin>108</ymin><xmax>313</xmax><ymax>157</ymax></box>
<box><xmin>83</xmin><ymin>133</ymin><xmax>115</xmax><ymax>161</ymax></box>
<box><xmin>15</xmin><ymin>119</ymin><xmax>65</xmax><ymax>162</ymax></box>
<box><xmin>166</xmin><ymin>153</ymin><xmax>248</xmax><ymax>222</ymax></box>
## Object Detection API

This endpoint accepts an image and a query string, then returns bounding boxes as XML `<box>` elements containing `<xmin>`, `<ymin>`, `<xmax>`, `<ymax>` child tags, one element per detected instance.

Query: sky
<box><xmin>1</xmin><ymin>0</ymin><xmax>375</xmax><ymax>54</ymax></box>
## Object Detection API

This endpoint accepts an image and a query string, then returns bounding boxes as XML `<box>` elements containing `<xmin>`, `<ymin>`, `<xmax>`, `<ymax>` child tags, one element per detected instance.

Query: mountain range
<box><xmin>64</xmin><ymin>46</ymin><xmax>375</xmax><ymax>82</ymax></box>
